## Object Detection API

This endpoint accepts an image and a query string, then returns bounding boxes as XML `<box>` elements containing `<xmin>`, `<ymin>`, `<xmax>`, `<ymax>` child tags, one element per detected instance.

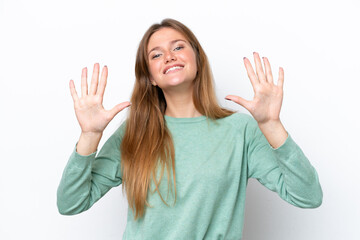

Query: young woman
<box><xmin>57</xmin><ymin>18</ymin><xmax>322</xmax><ymax>239</ymax></box>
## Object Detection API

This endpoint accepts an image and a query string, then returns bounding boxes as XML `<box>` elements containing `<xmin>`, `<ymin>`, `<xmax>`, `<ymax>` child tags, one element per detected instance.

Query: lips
<box><xmin>163</xmin><ymin>64</ymin><xmax>184</xmax><ymax>74</ymax></box>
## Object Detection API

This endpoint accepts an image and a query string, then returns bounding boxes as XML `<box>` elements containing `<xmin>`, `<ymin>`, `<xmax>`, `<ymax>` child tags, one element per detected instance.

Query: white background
<box><xmin>1</xmin><ymin>0</ymin><xmax>359</xmax><ymax>239</ymax></box>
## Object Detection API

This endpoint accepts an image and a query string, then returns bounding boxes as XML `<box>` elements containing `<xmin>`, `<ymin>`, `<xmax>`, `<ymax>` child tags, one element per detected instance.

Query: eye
<box><xmin>152</xmin><ymin>53</ymin><xmax>161</xmax><ymax>59</ymax></box>
<box><xmin>174</xmin><ymin>46</ymin><xmax>184</xmax><ymax>51</ymax></box>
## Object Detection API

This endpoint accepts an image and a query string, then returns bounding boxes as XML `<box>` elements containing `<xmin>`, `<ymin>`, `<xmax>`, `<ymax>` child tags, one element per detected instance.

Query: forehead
<box><xmin>147</xmin><ymin>27</ymin><xmax>187</xmax><ymax>51</ymax></box>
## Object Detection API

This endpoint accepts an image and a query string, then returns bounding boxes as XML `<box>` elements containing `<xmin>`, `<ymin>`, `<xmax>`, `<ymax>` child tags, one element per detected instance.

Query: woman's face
<box><xmin>147</xmin><ymin>27</ymin><xmax>197</xmax><ymax>92</ymax></box>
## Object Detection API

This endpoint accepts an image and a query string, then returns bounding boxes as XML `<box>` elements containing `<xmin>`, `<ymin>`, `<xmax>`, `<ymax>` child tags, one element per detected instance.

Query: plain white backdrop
<box><xmin>0</xmin><ymin>0</ymin><xmax>359</xmax><ymax>239</ymax></box>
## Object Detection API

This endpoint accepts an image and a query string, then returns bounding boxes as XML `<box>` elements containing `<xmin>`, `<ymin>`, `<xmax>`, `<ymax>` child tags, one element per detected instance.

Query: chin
<box><xmin>167</xmin><ymin>77</ymin><xmax>186</xmax><ymax>85</ymax></box>
<box><xmin>160</xmin><ymin>77</ymin><xmax>194</xmax><ymax>91</ymax></box>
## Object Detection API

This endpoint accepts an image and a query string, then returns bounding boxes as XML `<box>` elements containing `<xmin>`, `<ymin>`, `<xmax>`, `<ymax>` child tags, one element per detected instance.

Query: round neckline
<box><xmin>164</xmin><ymin>114</ymin><xmax>207</xmax><ymax>123</ymax></box>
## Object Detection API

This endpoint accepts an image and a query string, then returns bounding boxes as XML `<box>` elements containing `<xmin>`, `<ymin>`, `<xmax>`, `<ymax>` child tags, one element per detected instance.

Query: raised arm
<box><xmin>244</xmin><ymin>115</ymin><xmax>322</xmax><ymax>208</ymax></box>
<box><xmin>226</xmin><ymin>52</ymin><xmax>322</xmax><ymax>207</ymax></box>
<box><xmin>57</xmin><ymin>63</ymin><xmax>130</xmax><ymax>215</ymax></box>
<box><xmin>57</xmin><ymin>124</ymin><xmax>126</xmax><ymax>215</ymax></box>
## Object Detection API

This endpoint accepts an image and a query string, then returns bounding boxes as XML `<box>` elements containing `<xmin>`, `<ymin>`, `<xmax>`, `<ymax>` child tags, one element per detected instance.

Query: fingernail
<box><xmin>104</xmin><ymin>65</ymin><xmax>107</xmax><ymax>68</ymax></box>
<box><xmin>243</xmin><ymin>57</ymin><xmax>246</xmax><ymax>60</ymax></box>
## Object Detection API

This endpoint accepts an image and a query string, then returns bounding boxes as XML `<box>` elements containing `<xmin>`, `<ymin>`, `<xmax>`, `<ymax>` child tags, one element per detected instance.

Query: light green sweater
<box><xmin>57</xmin><ymin>112</ymin><xmax>322</xmax><ymax>239</ymax></box>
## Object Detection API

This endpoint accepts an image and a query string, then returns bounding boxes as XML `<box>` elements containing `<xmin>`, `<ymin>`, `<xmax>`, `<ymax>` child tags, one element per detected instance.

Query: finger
<box><xmin>253</xmin><ymin>52</ymin><xmax>266</xmax><ymax>83</ymax></box>
<box><xmin>243</xmin><ymin>57</ymin><xmax>259</xmax><ymax>90</ymax></box>
<box><xmin>89</xmin><ymin>63</ymin><xmax>100</xmax><ymax>95</ymax></box>
<box><xmin>262</xmin><ymin>57</ymin><xmax>274</xmax><ymax>83</ymax></box>
<box><xmin>97</xmin><ymin>65</ymin><xmax>108</xmax><ymax>97</ymax></box>
<box><xmin>278</xmin><ymin>67</ymin><xmax>284</xmax><ymax>88</ymax></box>
<box><xmin>81</xmin><ymin>67</ymin><xmax>88</xmax><ymax>97</ymax></box>
<box><xmin>107</xmin><ymin>101</ymin><xmax>131</xmax><ymax>120</ymax></box>
<box><xmin>69</xmin><ymin>79</ymin><xmax>79</xmax><ymax>103</ymax></box>
<box><xmin>225</xmin><ymin>95</ymin><xmax>251</xmax><ymax>111</ymax></box>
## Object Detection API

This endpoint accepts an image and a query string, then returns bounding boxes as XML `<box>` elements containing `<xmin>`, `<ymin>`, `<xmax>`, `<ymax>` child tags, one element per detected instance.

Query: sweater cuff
<box><xmin>68</xmin><ymin>142</ymin><xmax>98</xmax><ymax>169</ymax></box>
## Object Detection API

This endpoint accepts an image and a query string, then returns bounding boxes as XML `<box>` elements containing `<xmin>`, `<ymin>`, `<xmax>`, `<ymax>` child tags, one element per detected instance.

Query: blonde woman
<box><xmin>57</xmin><ymin>18</ymin><xmax>322</xmax><ymax>239</ymax></box>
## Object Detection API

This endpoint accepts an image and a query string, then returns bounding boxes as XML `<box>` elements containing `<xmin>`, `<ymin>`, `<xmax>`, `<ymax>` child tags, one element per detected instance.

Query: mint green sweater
<box><xmin>57</xmin><ymin>113</ymin><xmax>322</xmax><ymax>239</ymax></box>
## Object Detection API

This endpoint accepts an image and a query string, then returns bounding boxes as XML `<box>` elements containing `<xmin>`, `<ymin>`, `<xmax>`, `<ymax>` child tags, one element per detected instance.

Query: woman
<box><xmin>57</xmin><ymin>18</ymin><xmax>322</xmax><ymax>239</ymax></box>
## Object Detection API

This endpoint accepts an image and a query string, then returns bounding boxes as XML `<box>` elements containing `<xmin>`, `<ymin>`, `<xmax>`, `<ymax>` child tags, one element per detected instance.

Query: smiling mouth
<box><xmin>164</xmin><ymin>66</ymin><xmax>184</xmax><ymax>74</ymax></box>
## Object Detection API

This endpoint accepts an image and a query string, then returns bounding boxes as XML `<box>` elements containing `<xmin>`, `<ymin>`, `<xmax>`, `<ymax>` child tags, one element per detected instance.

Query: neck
<box><xmin>163</xmin><ymin>85</ymin><xmax>202</xmax><ymax>118</ymax></box>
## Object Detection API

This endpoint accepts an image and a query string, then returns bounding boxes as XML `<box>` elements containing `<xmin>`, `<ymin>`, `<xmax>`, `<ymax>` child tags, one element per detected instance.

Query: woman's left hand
<box><xmin>226</xmin><ymin>52</ymin><xmax>288</xmax><ymax>148</ymax></box>
<box><xmin>225</xmin><ymin>52</ymin><xmax>284</xmax><ymax>125</ymax></box>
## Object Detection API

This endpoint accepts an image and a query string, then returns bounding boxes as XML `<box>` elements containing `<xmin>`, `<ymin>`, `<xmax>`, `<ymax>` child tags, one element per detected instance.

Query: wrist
<box><xmin>77</xmin><ymin>132</ymin><xmax>103</xmax><ymax>156</ymax></box>
<box><xmin>257</xmin><ymin>120</ymin><xmax>288</xmax><ymax>149</ymax></box>
<box><xmin>258</xmin><ymin>119</ymin><xmax>283</xmax><ymax>130</ymax></box>
<box><xmin>81</xmin><ymin>131</ymin><xmax>103</xmax><ymax>139</ymax></box>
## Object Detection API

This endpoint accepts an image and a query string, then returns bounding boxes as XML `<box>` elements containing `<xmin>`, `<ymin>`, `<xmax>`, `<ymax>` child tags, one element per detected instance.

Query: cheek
<box><xmin>190</xmin><ymin>54</ymin><xmax>198</xmax><ymax>74</ymax></box>
<box><xmin>148</xmin><ymin>62</ymin><xmax>160</xmax><ymax>78</ymax></box>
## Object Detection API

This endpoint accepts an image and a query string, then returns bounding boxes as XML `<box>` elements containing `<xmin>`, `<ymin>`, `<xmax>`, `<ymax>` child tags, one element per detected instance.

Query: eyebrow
<box><xmin>147</xmin><ymin>39</ymin><xmax>187</xmax><ymax>56</ymax></box>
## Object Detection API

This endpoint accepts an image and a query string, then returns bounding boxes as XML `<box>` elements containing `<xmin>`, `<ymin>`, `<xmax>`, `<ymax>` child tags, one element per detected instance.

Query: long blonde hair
<box><xmin>120</xmin><ymin>18</ymin><xmax>234</xmax><ymax>220</ymax></box>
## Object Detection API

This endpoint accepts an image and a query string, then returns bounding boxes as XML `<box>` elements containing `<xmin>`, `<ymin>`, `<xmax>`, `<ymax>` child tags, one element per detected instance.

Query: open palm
<box><xmin>226</xmin><ymin>52</ymin><xmax>284</xmax><ymax>124</ymax></box>
<box><xmin>69</xmin><ymin>63</ymin><xmax>130</xmax><ymax>134</ymax></box>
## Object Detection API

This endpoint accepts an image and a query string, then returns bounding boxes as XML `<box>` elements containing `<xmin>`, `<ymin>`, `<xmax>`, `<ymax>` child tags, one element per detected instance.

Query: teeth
<box><xmin>165</xmin><ymin>66</ymin><xmax>183</xmax><ymax>74</ymax></box>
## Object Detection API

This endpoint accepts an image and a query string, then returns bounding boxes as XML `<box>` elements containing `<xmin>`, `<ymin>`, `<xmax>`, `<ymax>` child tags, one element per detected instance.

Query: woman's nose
<box><xmin>164</xmin><ymin>51</ymin><xmax>176</xmax><ymax>63</ymax></box>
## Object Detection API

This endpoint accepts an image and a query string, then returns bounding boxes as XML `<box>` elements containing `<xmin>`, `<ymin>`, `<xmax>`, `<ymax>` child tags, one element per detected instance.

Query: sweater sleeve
<box><xmin>57</xmin><ymin>122</ymin><xmax>126</xmax><ymax>215</ymax></box>
<box><xmin>245</xmin><ymin>116</ymin><xmax>323</xmax><ymax>208</ymax></box>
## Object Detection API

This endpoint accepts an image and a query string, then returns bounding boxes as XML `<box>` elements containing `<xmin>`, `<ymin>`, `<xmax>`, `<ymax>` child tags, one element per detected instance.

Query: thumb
<box><xmin>225</xmin><ymin>95</ymin><xmax>251</xmax><ymax>111</ymax></box>
<box><xmin>108</xmin><ymin>101</ymin><xmax>131</xmax><ymax>120</ymax></box>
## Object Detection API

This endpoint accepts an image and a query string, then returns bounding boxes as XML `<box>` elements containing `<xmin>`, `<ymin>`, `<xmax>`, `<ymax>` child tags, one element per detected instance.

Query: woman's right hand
<box><xmin>69</xmin><ymin>63</ymin><xmax>131</xmax><ymax>135</ymax></box>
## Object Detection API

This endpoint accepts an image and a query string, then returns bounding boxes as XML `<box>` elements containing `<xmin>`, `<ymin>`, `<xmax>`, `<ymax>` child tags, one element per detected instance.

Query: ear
<box><xmin>149</xmin><ymin>76</ymin><xmax>157</xmax><ymax>86</ymax></box>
